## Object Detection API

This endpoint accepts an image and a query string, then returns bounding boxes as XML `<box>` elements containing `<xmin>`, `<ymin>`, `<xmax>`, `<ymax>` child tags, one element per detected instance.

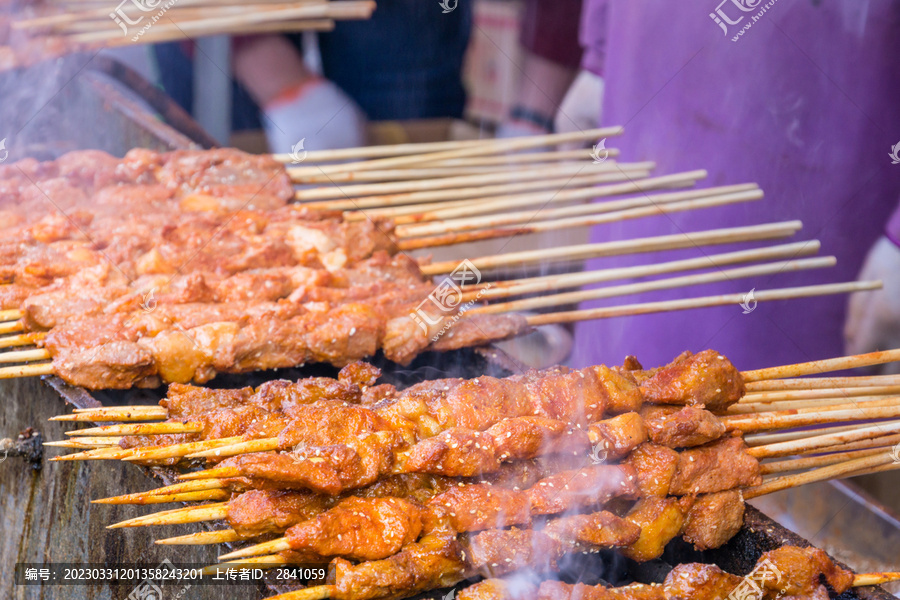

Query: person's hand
<box><xmin>844</xmin><ymin>236</ymin><xmax>900</xmax><ymax>372</ymax></box>
<box><xmin>554</xmin><ymin>69</ymin><xmax>605</xmax><ymax>149</ymax></box>
<box><xmin>263</xmin><ymin>78</ymin><xmax>367</xmax><ymax>155</ymax></box>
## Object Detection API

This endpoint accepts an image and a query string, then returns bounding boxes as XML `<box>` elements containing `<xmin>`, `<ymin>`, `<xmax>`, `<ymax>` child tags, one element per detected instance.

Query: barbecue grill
<box><xmin>0</xmin><ymin>56</ymin><xmax>897</xmax><ymax>600</ymax></box>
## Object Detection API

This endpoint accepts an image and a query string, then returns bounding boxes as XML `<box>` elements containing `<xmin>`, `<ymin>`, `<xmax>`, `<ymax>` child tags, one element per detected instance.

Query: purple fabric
<box><xmin>579</xmin><ymin>0</ymin><xmax>608</xmax><ymax>76</ymax></box>
<box><xmin>888</xmin><ymin>206</ymin><xmax>900</xmax><ymax>249</ymax></box>
<box><xmin>520</xmin><ymin>0</ymin><xmax>585</xmax><ymax>69</ymax></box>
<box><xmin>572</xmin><ymin>0</ymin><xmax>900</xmax><ymax>371</ymax></box>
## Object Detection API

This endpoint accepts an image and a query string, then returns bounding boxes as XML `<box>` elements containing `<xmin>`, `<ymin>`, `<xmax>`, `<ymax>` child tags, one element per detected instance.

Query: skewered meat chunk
<box><xmin>590</xmin><ymin>412</ymin><xmax>650</xmax><ymax>461</ymax></box>
<box><xmin>275</xmin><ymin>401</ymin><xmax>398</xmax><ymax>448</ymax></box>
<box><xmin>227</xmin><ymin>490</ymin><xmax>330</xmax><ymax>538</ymax></box>
<box><xmin>469</xmin><ymin>511</ymin><xmax>641</xmax><ymax>579</ymax></box>
<box><xmin>594</xmin><ymin>365</ymin><xmax>645</xmax><ymax>415</ymax></box>
<box><xmin>284</xmin><ymin>497</ymin><xmax>424</xmax><ymax>561</ymax></box>
<box><xmin>682</xmin><ymin>490</ymin><xmax>745</xmax><ymax>551</ymax></box>
<box><xmin>329</xmin><ymin>532</ymin><xmax>468</xmax><ymax>600</ymax></box>
<box><xmin>427</xmin><ymin>314</ymin><xmax>531</xmax><ymax>355</ymax></box>
<box><xmin>542</xmin><ymin>511</ymin><xmax>642</xmax><ymax>549</ymax></box>
<box><xmin>426</xmin><ymin>484</ymin><xmax>532</xmax><ymax>533</ymax></box>
<box><xmin>526</xmin><ymin>465</ymin><xmax>639</xmax><ymax>515</ymax></box>
<box><xmin>663</xmin><ymin>563</ymin><xmax>744</xmax><ymax>600</ymax></box>
<box><xmin>537</xmin><ymin>581</ymin><xmax>666</xmax><ymax>600</ymax></box>
<box><xmin>668</xmin><ymin>438</ymin><xmax>761</xmax><ymax>495</ymax></box>
<box><xmin>219</xmin><ymin>437</ymin><xmax>401</xmax><ymax>495</ymax></box>
<box><xmin>487</xmin><ymin>416</ymin><xmax>591</xmax><ymax>460</ymax></box>
<box><xmin>759</xmin><ymin>546</ymin><xmax>854</xmax><ymax>597</ymax></box>
<box><xmin>621</xmin><ymin>497</ymin><xmax>689</xmax><ymax>562</ymax></box>
<box><xmin>404</xmin><ymin>429</ymin><xmax>500</xmax><ymax>477</ymax></box>
<box><xmin>640</xmin><ymin>405</ymin><xmax>726</xmax><ymax>448</ymax></box>
<box><xmin>638</xmin><ymin>349</ymin><xmax>744</xmax><ymax>411</ymax></box>
<box><xmin>626</xmin><ymin>443</ymin><xmax>680</xmax><ymax>497</ymax></box>
<box><xmin>458</xmin><ymin>579</ymin><xmax>538</xmax><ymax>600</ymax></box>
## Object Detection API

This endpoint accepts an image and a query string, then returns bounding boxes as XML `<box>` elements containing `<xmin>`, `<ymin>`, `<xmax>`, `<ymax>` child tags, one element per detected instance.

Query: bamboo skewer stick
<box><xmin>351</xmin><ymin>166</ymin><xmax>662</xmax><ymax>222</ymax></box>
<box><xmin>95</xmin><ymin>479</ymin><xmax>232</xmax><ymax>504</ymax></box>
<box><xmin>526</xmin><ymin>281</ymin><xmax>882</xmax><ymax>327</ymax></box>
<box><xmin>16</xmin><ymin>0</ymin><xmax>333</xmax><ymax>27</ymax></box>
<box><xmin>469</xmin><ymin>257</ymin><xmax>835</xmax><ymax>315</ymax></box>
<box><xmin>420</xmin><ymin>221</ymin><xmax>803</xmax><ymax>276</ymax></box>
<box><xmin>50</xmin><ymin>446</ymin><xmax>135</xmax><ymax>461</ymax></box>
<box><xmin>461</xmin><ymin>240</ymin><xmax>821</xmax><ymax>300</ymax></box>
<box><xmin>760</xmin><ymin>443</ymin><xmax>900</xmax><ymax>475</ymax></box>
<box><xmin>277</xmin><ymin>136</ymin><xmax>604</xmax><ymax>164</ymax></box>
<box><xmin>0</xmin><ymin>321</ymin><xmax>24</xmax><ymax>335</ymax></box>
<box><xmin>728</xmin><ymin>393</ymin><xmax>900</xmax><ymax>414</ymax></box>
<box><xmin>397</xmin><ymin>188</ymin><xmax>762</xmax><ymax>250</ymax></box>
<box><xmin>156</xmin><ymin>529</ymin><xmax>242</xmax><ymax>546</ymax></box>
<box><xmin>51</xmin><ymin>406</ymin><xmax>169</xmax><ymax>422</ymax></box>
<box><xmin>391</xmin><ymin>170</ymin><xmax>710</xmax><ymax>227</ymax></box>
<box><xmin>100</xmin><ymin>490</ymin><xmax>231</xmax><ymax>504</ymax></box>
<box><xmin>0</xmin><ymin>362</ymin><xmax>53</xmax><ymax>379</ymax></box>
<box><xmin>721</xmin><ymin>397</ymin><xmax>900</xmax><ymax>431</ymax></box>
<box><xmin>390</xmin><ymin>178</ymin><xmax>742</xmax><ymax>229</ymax></box>
<box><xmin>744</xmin><ymin>420</ymin><xmax>900</xmax><ymax>447</ymax></box>
<box><xmin>743</xmin><ymin>452</ymin><xmax>898</xmax><ymax>499</ymax></box>
<box><xmin>309</xmin><ymin>162</ymin><xmax>648</xmax><ymax>213</ymax></box>
<box><xmin>68</xmin><ymin>2</ymin><xmax>374</xmax><ymax>43</ymax></box>
<box><xmin>122</xmin><ymin>437</ymin><xmax>245</xmax><ymax>461</ymax></box>
<box><xmin>107</xmin><ymin>502</ymin><xmax>230</xmax><ymax>528</ymax></box>
<box><xmin>749</xmin><ymin>420</ymin><xmax>900</xmax><ymax>458</ymax></box>
<box><xmin>745</xmin><ymin>374</ymin><xmax>900</xmax><ymax>392</ymax></box>
<box><xmin>44</xmin><ymin>437</ymin><xmax>123</xmax><ymax>448</ymax></box>
<box><xmin>65</xmin><ymin>422</ymin><xmax>203</xmax><ymax>436</ymax></box>
<box><xmin>294</xmin><ymin>158</ymin><xmax>619</xmax><ymax>205</ymax></box>
<box><xmin>0</xmin><ymin>332</ymin><xmax>46</xmax><ymax>349</ymax></box>
<box><xmin>291</xmin><ymin>165</ymin><xmax>559</xmax><ymax>185</ymax></box>
<box><xmin>743</xmin><ymin>348</ymin><xmax>900</xmax><ymax>382</ymax></box>
<box><xmin>0</xmin><ymin>348</ymin><xmax>51</xmax><ymax>364</ymax></box>
<box><xmin>739</xmin><ymin>377</ymin><xmax>900</xmax><ymax>400</ymax></box>
<box><xmin>288</xmin><ymin>127</ymin><xmax>624</xmax><ymax>180</ymax></box>
<box><xmin>388</xmin><ymin>148</ymin><xmax>610</xmax><ymax>169</ymax></box>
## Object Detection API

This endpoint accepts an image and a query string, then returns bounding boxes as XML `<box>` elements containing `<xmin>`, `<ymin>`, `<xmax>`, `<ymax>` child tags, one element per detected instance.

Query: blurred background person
<box><xmin>153</xmin><ymin>0</ymin><xmax>472</xmax><ymax>153</ymax></box>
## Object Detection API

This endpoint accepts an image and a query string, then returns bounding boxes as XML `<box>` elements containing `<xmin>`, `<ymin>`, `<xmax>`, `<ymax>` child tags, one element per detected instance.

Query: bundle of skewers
<box><xmin>0</xmin><ymin>130</ymin><xmax>881</xmax><ymax>388</ymax></box>
<box><xmin>47</xmin><ymin>348</ymin><xmax>900</xmax><ymax>599</ymax></box>
<box><xmin>0</xmin><ymin>0</ymin><xmax>375</xmax><ymax>71</ymax></box>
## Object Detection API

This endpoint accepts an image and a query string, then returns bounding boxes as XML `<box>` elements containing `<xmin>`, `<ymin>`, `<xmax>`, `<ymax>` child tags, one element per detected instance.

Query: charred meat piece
<box><xmin>404</xmin><ymin>429</ymin><xmax>500</xmax><ymax>477</ymax></box>
<box><xmin>487</xmin><ymin>416</ymin><xmax>591</xmax><ymax>460</ymax></box>
<box><xmin>639</xmin><ymin>349</ymin><xmax>744</xmax><ymax>411</ymax></box>
<box><xmin>682</xmin><ymin>490</ymin><xmax>745</xmax><ymax>551</ymax></box>
<box><xmin>626</xmin><ymin>443</ymin><xmax>679</xmax><ymax>497</ymax></box>
<box><xmin>537</xmin><ymin>581</ymin><xmax>667</xmax><ymax>600</ymax></box>
<box><xmin>458</xmin><ymin>579</ymin><xmax>537</xmax><ymax>600</ymax></box>
<box><xmin>641</xmin><ymin>405</ymin><xmax>726</xmax><ymax>448</ymax></box>
<box><xmin>668</xmin><ymin>437</ymin><xmax>761</xmax><ymax>495</ymax></box>
<box><xmin>527</xmin><ymin>465</ymin><xmax>640</xmax><ymax>515</ymax></box>
<box><xmin>328</xmin><ymin>532</ymin><xmax>468</xmax><ymax>600</ymax></box>
<box><xmin>426</xmin><ymin>484</ymin><xmax>531</xmax><ymax>533</ymax></box>
<box><xmin>589</xmin><ymin>412</ymin><xmax>650</xmax><ymax>461</ymax></box>
<box><xmin>284</xmin><ymin>497</ymin><xmax>424</xmax><ymax>561</ymax></box>
<box><xmin>663</xmin><ymin>563</ymin><xmax>744</xmax><ymax>600</ymax></box>
<box><xmin>622</xmin><ymin>497</ymin><xmax>689</xmax><ymax>562</ymax></box>
<box><xmin>759</xmin><ymin>545</ymin><xmax>854</xmax><ymax>597</ymax></box>
<box><xmin>226</xmin><ymin>489</ymin><xmax>330</xmax><ymax>538</ymax></box>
